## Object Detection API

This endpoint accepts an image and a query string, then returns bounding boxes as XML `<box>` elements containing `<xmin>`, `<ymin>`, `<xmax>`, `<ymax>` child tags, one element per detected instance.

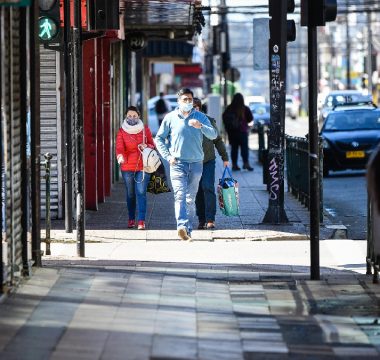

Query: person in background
<box><xmin>154</xmin><ymin>92</ymin><xmax>171</xmax><ymax>127</ymax></box>
<box><xmin>193</xmin><ymin>98</ymin><xmax>229</xmax><ymax>230</ymax></box>
<box><xmin>116</xmin><ymin>106</ymin><xmax>155</xmax><ymax>230</ymax></box>
<box><xmin>222</xmin><ymin>92</ymin><xmax>254</xmax><ymax>171</ymax></box>
<box><xmin>155</xmin><ymin>88</ymin><xmax>217</xmax><ymax>241</ymax></box>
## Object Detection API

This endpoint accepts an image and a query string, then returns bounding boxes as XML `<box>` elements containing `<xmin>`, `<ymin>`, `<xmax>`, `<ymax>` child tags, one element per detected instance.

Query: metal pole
<box><xmin>345</xmin><ymin>0</ymin><xmax>351</xmax><ymax>89</ymax></box>
<box><xmin>20</xmin><ymin>6</ymin><xmax>29</xmax><ymax>275</ymax></box>
<box><xmin>220</xmin><ymin>0</ymin><xmax>229</xmax><ymax>109</ymax></box>
<box><xmin>263</xmin><ymin>0</ymin><xmax>289</xmax><ymax>224</ymax></box>
<box><xmin>44</xmin><ymin>153</ymin><xmax>52</xmax><ymax>255</ymax></box>
<box><xmin>308</xmin><ymin>24</ymin><xmax>320</xmax><ymax>280</ymax></box>
<box><xmin>73</xmin><ymin>0</ymin><xmax>85</xmax><ymax>257</ymax></box>
<box><xmin>30</xmin><ymin>0</ymin><xmax>42</xmax><ymax>267</ymax></box>
<box><xmin>366</xmin><ymin>11</ymin><xmax>372</xmax><ymax>95</ymax></box>
<box><xmin>0</xmin><ymin>7</ymin><xmax>3</xmax><ymax>293</ymax></box>
<box><xmin>64</xmin><ymin>0</ymin><xmax>73</xmax><ymax>233</ymax></box>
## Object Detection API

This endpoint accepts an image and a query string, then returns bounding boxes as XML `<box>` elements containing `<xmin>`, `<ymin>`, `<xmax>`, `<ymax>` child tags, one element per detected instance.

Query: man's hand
<box><xmin>223</xmin><ymin>161</ymin><xmax>229</xmax><ymax>168</ymax></box>
<box><xmin>188</xmin><ymin>119</ymin><xmax>203</xmax><ymax>129</ymax></box>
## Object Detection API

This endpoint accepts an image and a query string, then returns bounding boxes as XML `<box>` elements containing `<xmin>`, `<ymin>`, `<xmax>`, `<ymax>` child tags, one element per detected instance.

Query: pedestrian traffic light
<box><xmin>87</xmin><ymin>0</ymin><xmax>119</xmax><ymax>31</ymax></box>
<box><xmin>301</xmin><ymin>0</ymin><xmax>337</xmax><ymax>27</ymax></box>
<box><xmin>269</xmin><ymin>0</ymin><xmax>296</xmax><ymax>43</ymax></box>
<box><xmin>38</xmin><ymin>0</ymin><xmax>61</xmax><ymax>43</ymax></box>
<box><xmin>286</xmin><ymin>0</ymin><xmax>296</xmax><ymax>42</ymax></box>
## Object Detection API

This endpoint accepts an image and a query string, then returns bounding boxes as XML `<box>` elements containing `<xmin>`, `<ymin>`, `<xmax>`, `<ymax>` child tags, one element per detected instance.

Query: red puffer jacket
<box><xmin>115</xmin><ymin>126</ymin><xmax>155</xmax><ymax>172</ymax></box>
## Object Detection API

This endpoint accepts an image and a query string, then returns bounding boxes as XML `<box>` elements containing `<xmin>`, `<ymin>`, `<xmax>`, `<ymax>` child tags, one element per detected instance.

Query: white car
<box><xmin>285</xmin><ymin>95</ymin><xmax>298</xmax><ymax>119</ymax></box>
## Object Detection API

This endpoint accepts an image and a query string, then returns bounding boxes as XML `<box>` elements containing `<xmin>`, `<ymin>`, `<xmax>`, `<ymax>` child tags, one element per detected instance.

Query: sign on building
<box><xmin>253</xmin><ymin>18</ymin><xmax>269</xmax><ymax>71</ymax></box>
<box><xmin>0</xmin><ymin>0</ymin><xmax>31</xmax><ymax>5</ymax></box>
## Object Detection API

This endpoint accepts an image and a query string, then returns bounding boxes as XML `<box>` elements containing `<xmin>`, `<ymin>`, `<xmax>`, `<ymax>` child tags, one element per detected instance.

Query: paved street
<box><xmin>0</xmin><ymin>147</ymin><xmax>379</xmax><ymax>359</ymax></box>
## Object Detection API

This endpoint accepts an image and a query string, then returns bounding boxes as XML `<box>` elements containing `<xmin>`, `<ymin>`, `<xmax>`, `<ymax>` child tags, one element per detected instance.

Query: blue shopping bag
<box><xmin>217</xmin><ymin>166</ymin><xmax>239</xmax><ymax>216</ymax></box>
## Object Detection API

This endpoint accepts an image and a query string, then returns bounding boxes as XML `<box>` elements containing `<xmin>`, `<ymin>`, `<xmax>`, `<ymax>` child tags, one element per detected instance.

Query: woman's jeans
<box><xmin>229</xmin><ymin>131</ymin><xmax>249</xmax><ymax>166</ymax></box>
<box><xmin>170</xmin><ymin>161</ymin><xmax>203</xmax><ymax>234</ymax></box>
<box><xmin>121</xmin><ymin>171</ymin><xmax>150</xmax><ymax>221</ymax></box>
<box><xmin>196</xmin><ymin>159</ymin><xmax>216</xmax><ymax>223</ymax></box>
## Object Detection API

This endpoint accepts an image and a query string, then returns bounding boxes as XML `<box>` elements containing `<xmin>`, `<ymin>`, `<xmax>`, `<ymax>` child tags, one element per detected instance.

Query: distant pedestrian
<box><xmin>116</xmin><ymin>106</ymin><xmax>155</xmax><ymax>230</ymax></box>
<box><xmin>222</xmin><ymin>93</ymin><xmax>254</xmax><ymax>171</ymax></box>
<box><xmin>155</xmin><ymin>88</ymin><xmax>217</xmax><ymax>240</ymax></box>
<box><xmin>155</xmin><ymin>92</ymin><xmax>171</xmax><ymax>127</ymax></box>
<box><xmin>193</xmin><ymin>98</ymin><xmax>229</xmax><ymax>230</ymax></box>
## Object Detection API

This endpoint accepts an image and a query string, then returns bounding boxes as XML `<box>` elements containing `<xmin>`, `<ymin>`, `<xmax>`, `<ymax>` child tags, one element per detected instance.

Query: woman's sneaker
<box><xmin>138</xmin><ymin>221</ymin><xmax>145</xmax><ymax>230</ymax></box>
<box><xmin>128</xmin><ymin>220</ymin><xmax>135</xmax><ymax>228</ymax></box>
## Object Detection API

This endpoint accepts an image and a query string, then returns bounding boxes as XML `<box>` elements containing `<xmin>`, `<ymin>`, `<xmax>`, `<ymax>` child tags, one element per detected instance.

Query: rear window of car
<box><xmin>324</xmin><ymin>111</ymin><xmax>380</xmax><ymax>131</ymax></box>
<box><xmin>324</xmin><ymin>93</ymin><xmax>366</xmax><ymax>107</ymax></box>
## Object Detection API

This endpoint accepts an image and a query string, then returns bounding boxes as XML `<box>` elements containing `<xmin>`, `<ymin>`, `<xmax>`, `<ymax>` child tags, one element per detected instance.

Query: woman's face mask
<box><xmin>125</xmin><ymin>111</ymin><xmax>140</xmax><ymax>125</ymax></box>
<box><xmin>126</xmin><ymin>117</ymin><xmax>139</xmax><ymax>126</ymax></box>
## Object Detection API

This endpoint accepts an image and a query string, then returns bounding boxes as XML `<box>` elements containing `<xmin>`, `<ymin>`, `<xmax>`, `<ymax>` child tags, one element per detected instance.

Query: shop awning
<box><xmin>121</xmin><ymin>0</ymin><xmax>205</xmax><ymax>41</ymax></box>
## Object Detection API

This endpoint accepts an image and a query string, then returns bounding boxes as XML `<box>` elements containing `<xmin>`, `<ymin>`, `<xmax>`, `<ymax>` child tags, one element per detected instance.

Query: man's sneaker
<box><xmin>137</xmin><ymin>221</ymin><xmax>145</xmax><ymax>230</ymax></box>
<box><xmin>206</xmin><ymin>221</ymin><xmax>215</xmax><ymax>229</ymax></box>
<box><xmin>198</xmin><ymin>221</ymin><xmax>206</xmax><ymax>230</ymax></box>
<box><xmin>178</xmin><ymin>228</ymin><xmax>190</xmax><ymax>241</ymax></box>
<box><xmin>128</xmin><ymin>220</ymin><xmax>135</xmax><ymax>228</ymax></box>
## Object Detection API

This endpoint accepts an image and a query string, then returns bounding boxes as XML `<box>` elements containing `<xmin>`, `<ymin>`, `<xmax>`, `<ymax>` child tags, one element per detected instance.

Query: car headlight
<box><xmin>322</xmin><ymin>138</ymin><xmax>330</xmax><ymax>149</ymax></box>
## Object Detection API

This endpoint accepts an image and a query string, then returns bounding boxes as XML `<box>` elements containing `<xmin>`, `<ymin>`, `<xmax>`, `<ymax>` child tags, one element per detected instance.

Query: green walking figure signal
<box><xmin>38</xmin><ymin>0</ymin><xmax>61</xmax><ymax>44</ymax></box>
<box><xmin>39</xmin><ymin>17</ymin><xmax>57</xmax><ymax>41</ymax></box>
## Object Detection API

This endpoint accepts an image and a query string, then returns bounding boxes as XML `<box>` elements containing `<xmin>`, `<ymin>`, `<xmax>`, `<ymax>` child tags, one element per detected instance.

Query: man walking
<box><xmin>155</xmin><ymin>88</ymin><xmax>217</xmax><ymax>240</ymax></box>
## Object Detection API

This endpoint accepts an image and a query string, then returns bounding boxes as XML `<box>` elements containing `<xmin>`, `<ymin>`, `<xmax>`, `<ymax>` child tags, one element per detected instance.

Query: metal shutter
<box><xmin>39</xmin><ymin>47</ymin><xmax>63</xmax><ymax>219</ymax></box>
<box><xmin>1</xmin><ymin>7</ymin><xmax>23</xmax><ymax>285</ymax></box>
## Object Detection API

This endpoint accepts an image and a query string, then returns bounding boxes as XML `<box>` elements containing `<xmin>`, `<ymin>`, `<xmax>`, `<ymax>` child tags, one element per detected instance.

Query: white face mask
<box><xmin>179</xmin><ymin>102</ymin><xmax>193</xmax><ymax>113</ymax></box>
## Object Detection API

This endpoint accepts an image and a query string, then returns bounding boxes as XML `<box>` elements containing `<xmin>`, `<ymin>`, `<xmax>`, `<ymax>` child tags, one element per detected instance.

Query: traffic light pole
<box><xmin>64</xmin><ymin>0</ymin><xmax>73</xmax><ymax>233</ymax></box>
<box><xmin>308</xmin><ymin>25</ymin><xmax>320</xmax><ymax>280</ymax></box>
<box><xmin>263</xmin><ymin>0</ymin><xmax>289</xmax><ymax>224</ymax></box>
<box><xmin>73</xmin><ymin>0</ymin><xmax>85</xmax><ymax>257</ymax></box>
<box><xmin>301</xmin><ymin>0</ymin><xmax>337</xmax><ymax>280</ymax></box>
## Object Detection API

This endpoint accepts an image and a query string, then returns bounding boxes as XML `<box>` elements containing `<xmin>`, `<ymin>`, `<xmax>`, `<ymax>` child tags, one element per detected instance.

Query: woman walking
<box><xmin>222</xmin><ymin>93</ymin><xmax>254</xmax><ymax>171</ymax></box>
<box><xmin>116</xmin><ymin>106</ymin><xmax>155</xmax><ymax>230</ymax></box>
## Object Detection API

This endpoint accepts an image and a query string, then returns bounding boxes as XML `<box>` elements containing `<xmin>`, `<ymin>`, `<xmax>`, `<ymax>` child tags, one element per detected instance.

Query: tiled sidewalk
<box><xmin>0</xmin><ymin>263</ymin><xmax>380</xmax><ymax>359</ymax></box>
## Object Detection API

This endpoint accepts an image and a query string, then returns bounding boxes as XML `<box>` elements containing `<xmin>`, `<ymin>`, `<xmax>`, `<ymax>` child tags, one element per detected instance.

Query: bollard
<box><xmin>258</xmin><ymin>123</ymin><xmax>265</xmax><ymax>163</ymax></box>
<box><xmin>44</xmin><ymin>153</ymin><xmax>53</xmax><ymax>256</ymax></box>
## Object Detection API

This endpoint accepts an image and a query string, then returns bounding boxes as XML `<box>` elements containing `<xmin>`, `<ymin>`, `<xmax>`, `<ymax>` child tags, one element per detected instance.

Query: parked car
<box><xmin>318</xmin><ymin>90</ymin><xmax>372</xmax><ymax>125</ymax></box>
<box><xmin>147</xmin><ymin>95</ymin><xmax>177</xmax><ymax>135</ymax></box>
<box><xmin>320</xmin><ymin>102</ymin><xmax>380</xmax><ymax>176</ymax></box>
<box><xmin>285</xmin><ymin>95</ymin><xmax>298</xmax><ymax>119</ymax></box>
<box><xmin>250</xmin><ymin>103</ymin><xmax>270</xmax><ymax>131</ymax></box>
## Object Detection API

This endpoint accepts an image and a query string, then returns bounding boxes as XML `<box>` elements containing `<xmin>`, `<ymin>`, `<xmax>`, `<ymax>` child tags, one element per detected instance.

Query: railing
<box><xmin>285</xmin><ymin>135</ymin><xmax>323</xmax><ymax>223</ymax></box>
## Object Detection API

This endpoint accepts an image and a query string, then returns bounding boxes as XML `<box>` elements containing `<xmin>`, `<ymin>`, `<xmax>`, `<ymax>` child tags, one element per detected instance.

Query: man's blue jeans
<box><xmin>170</xmin><ymin>161</ymin><xmax>203</xmax><ymax>234</ymax></box>
<box><xmin>196</xmin><ymin>159</ymin><xmax>216</xmax><ymax>223</ymax></box>
<box><xmin>121</xmin><ymin>171</ymin><xmax>150</xmax><ymax>221</ymax></box>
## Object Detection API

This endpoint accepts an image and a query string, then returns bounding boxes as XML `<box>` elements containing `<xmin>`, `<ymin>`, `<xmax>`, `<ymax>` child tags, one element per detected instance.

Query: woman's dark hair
<box><xmin>193</xmin><ymin>97</ymin><xmax>202</xmax><ymax>109</ymax></box>
<box><xmin>177</xmin><ymin>88</ymin><xmax>193</xmax><ymax>98</ymax></box>
<box><xmin>228</xmin><ymin>93</ymin><xmax>245</xmax><ymax>118</ymax></box>
<box><xmin>125</xmin><ymin>106</ymin><xmax>141</xmax><ymax>117</ymax></box>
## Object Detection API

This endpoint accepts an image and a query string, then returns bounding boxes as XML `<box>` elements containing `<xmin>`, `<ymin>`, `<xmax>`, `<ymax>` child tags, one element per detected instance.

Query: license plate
<box><xmin>346</xmin><ymin>150</ymin><xmax>365</xmax><ymax>158</ymax></box>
